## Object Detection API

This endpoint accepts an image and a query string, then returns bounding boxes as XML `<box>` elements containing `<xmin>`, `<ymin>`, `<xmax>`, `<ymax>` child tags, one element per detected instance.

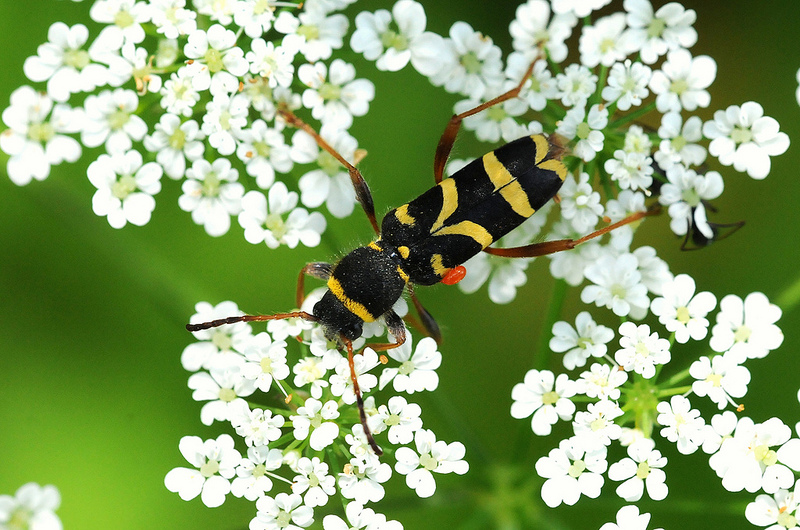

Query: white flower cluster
<box><xmin>166</xmin><ymin>298</ymin><xmax>466</xmax><ymax>528</ymax></box>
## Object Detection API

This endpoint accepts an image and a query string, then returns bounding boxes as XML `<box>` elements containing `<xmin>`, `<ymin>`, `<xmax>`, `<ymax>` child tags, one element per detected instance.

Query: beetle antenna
<box><xmin>186</xmin><ymin>311</ymin><xmax>318</xmax><ymax>332</ymax></box>
<box><xmin>344</xmin><ymin>339</ymin><xmax>383</xmax><ymax>456</ymax></box>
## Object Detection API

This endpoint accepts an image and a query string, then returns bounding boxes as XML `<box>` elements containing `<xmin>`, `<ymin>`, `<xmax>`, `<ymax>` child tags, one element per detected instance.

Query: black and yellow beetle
<box><xmin>187</xmin><ymin>60</ymin><xmax>649</xmax><ymax>455</ymax></box>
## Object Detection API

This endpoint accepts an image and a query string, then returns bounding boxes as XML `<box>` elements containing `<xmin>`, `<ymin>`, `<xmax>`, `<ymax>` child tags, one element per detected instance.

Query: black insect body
<box><xmin>187</xmin><ymin>61</ymin><xmax>649</xmax><ymax>455</ymax></box>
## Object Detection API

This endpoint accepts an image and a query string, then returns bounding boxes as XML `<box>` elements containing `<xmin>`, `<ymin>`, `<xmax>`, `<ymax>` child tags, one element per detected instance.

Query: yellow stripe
<box><xmin>327</xmin><ymin>276</ymin><xmax>376</xmax><ymax>322</ymax></box>
<box><xmin>394</xmin><ymin>204</ymin><xmax>415</xmax><ymax>225</ymax></box>
<box><xmin>430</xmin><ymin>254</ymin><xmax>448</xmax><ymax>276</ymax></box>
<box><xmin>397</xmin><ymin>266</ymin><xmax>410</xmax><ymax>283</ymax></box>
<box><xmin>538</xmin><ymin>159</ymin><xmax>567</xmax><ymax>181</ymax></box>
<box><xmin>483</xmin><ymin>151</ymin><xmax>536</xmax><ymax>218</ymax></box>
<box><xmin>532</xmin><ymin>134</ymin><xmax>549</xmax><ymax>164</ymax></box>
<box><xmin>397</xmin><ymin>246</ymin><xmax>410</xmax><ymax>259</ymax></box>
<box><xmin>482</xmin><ymin>151</ymin><xmax>514</xmax><ymax>190</ymax></box>
<box><xmin>431</xmin><ymin>178</ymin><xmax>458</xmax><ymax>232</ymax></box>
<box><xmin>368</xmin><ymin>241</ymin><xmax>382</xmax><ymax>251</ymax></box>
<box><xmin>435</xmin><ymin>220</ymin><xmax>493</xmax><ymax>248</ymax></box>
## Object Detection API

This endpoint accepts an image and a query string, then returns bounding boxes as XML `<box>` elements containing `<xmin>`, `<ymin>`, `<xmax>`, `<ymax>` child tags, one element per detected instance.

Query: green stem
<box><xmin>534</xmin><ymin>278</ymin><xmax>569</xmax><ymax>370</ymax></box>
<box><xmin>608</xmin><ymin>101</ymin><xmax>657</xmax><ymax>130</ymax></box>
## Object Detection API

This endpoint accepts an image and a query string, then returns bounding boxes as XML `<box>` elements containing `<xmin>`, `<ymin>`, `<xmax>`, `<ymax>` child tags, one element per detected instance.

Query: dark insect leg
<box><xmin>278</xmin><ymin>108</ymin><xmax>380</xmax><ymax>235</ymax></box>
<box><xmin>433</xmin><ymin>57</ymin><xmax>541</xmax><ymax>184</ymax></box>
<box><xmin>482</xmin><ymin>208</ymin><xmax>658</xmax><ymax>258</ymax></box>
<box><xmin>186</xmin><ymin>311</ymin><xmax>318</xmax><ymax>332</ymax></box>
<box><xmin>405</xmin><ymin>284</ymin><xmax>442</xmax><ymax>344</ymax></box>
<box><xmin>296</xmin><ymin>262</ymin><xmax>333</xmax><ymax>307</ymax></box>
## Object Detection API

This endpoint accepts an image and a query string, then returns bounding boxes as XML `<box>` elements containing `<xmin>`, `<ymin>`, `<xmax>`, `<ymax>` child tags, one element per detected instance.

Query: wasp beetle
<box><xmin>187</xmin><ymin>60</ymin><xmax>651</xmax><ymax>455</ymax></box>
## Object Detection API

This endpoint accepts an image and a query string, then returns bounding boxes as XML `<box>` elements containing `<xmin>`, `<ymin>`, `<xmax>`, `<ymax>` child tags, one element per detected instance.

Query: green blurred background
<box><xmin>1</xmin><ymin>0</ymin><xmax>799</xmax><ymax>528</ymax></box>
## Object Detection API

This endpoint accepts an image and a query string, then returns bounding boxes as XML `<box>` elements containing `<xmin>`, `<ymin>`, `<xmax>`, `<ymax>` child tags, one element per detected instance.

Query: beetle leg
<box><xmin>297</xmin><ymin>262</ymin><xmax>333</xmax><ymax>307</ymax></box>
<box><xmin>433</xmin><ymin>56</ymin><xmax>542</xmax><ymax>184</ymax></box>
<box><xmin>482</xmin><ymin>208</ymin><xmax>658</xmax><ymax>258</ymax></box>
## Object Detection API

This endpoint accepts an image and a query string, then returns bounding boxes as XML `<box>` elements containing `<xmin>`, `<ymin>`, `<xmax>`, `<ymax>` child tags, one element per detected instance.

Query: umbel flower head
<box><xmin>1</xmin><ymin>0</ymin><xmax>795</xmax><ymax>529</ymax></box>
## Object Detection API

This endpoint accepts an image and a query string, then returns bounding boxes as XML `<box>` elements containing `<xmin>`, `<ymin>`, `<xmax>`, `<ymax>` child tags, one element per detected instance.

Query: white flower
<box><xmin>160</xmin><ymin>69</ymin><xmax>201</xmax><ymax>117</ymax></box>
<box><xmin>298</xmin><ymin>59</ymin><xmax>374</xmax><ymax>129</ymax></box>
<box><xmin>579</xmin><ymin>13</ymin><xmax>632</xmax><ymax>68</ymax></box>
<box><xmin>188</xmin><ymin>368</ymin><xmax>257</xmax><ymax>425</ymax></box>
<box><xmin>0</xmin><ymin>482</ymin><xmax>62</xmax><ymax>530</ymax></box>
<box><xmin>608</xmin><ymin>438</ymin><xmax>668</xmax><ymax>501</ymax></box>
<box><xmin>81</xmin><ymin>88</ymin><xmax>147</xmax><ymax>152</ymax></box>
<box><xmin>701</xmin><ymin>410</ymin><xmax>739</xmax><ymax>455</ymax></box>
<box><xmin>709</xmin><ymin>417</ymin><xmax>798</xmax><ymax>494</ymax></box>
<box><xmin>550</xmin><ymin>311</ymin><xmax>614</xmax><ymax>370</ymax></box>
<box><xmin>557</xmin><ymin>104</ymin><xmax>608</xmax><ymax>162</ymax></box>
<box><xmin>604</xmin><ymin>149</ymin><xmax>654</xmax><ymax>192</ymax></box>
<box><xmin>506</xmin><ymin>55</ymin><xmax>558</xmax><ymax>112</ymax></box>
<box><xmin>234</xmin><ymin>0</ymin><xmax>278</xmax><ymax>38</ymax></box>
<box><xmin>658</xmin><ymin>165</ymin><xmax>724</xmax><ymax>239</ymax></box>
<box><xmin>581</xmin><ymin>253</ymin><xmax>650</xmax><ymax>319</ymax></box>
<box><xmin>653</xmin><ymin>111</ymin><xmax>706</xmax><ymax>171</ymax></box>
<box><xmin>557</xmin><ymin>171</ymin><xmax>604</xmax><ymax>231</ymax></box>
<box><xmin>246</xmin><ymin>39</ymin><xmax>297</xmax><ymax>89</ymax></box>
<box><xmin>703</xmin><ymin>101</ymin><xmax>790</xmax><ymax>180</ymax></box>
<box><xmin>231</xmin><ymin>446</ymin><xmax>283</xmax><ymax>501</ymax></box>
<box><xmin>292</xmin><ymin>457</ymin><xmax>336</xmax><ymax>508</ymax></box>
<box><xmin>23</xmin><ymin>22</ymin><xmax>108</xmax><ymax>102</ymax></box>
<box><xmin>535</xmin><ymin>438</ymin><xmax>606</xmax><ymax>507</ymax></box>
<box><xmin>183</xmin><ymin>25</ymin><xmax>248</xmax><ymax>94</ymax></box>
<box><xmin>370</xmin><ymin>395</ymin><xmax>422</xmax><ymax>445</ymax></box>
<box><xmin>394</xmin><ymin>429</ymin><xmax>468</xmax><ymax>498</ymax></box>
<box><xmin>623</xmin><ymin>0</ymin><xmax>697</xmax><ymax>64</ymax></box>
<box><xmin>251</xmin><ymin>492</ymin><xmax>314</xmax><ymax>530</ymax></box>
<box><xmin>193</xmin><ymin>0</ymin><xmax>236</xmax><ymax>24</ymax></box>
<box><xmin>293</xmin><ymin>357</ymin><xmax>329</xmax><ymax>398</ymax></box>
<box><xmin>350</xmin><ymin>0</ymin><xmax>445</xmax><ymax>75</ymax></box>
<box><xmin>651</xmin><ymin>273</ymin><xmax>716</xmax><ymax>343</ymax></box>
<box><xmin>229</xmin><ymin>400</ymin><xmax>285</xmax><ymax>448</ymax></box>
<box><xmin>555</xmin><ymin>64</ymin><xmax>597</xmax><ymax>107</ymax></box>
<box><xmin>510</xmin><ymin>0</ymin><xmax>576</xmax><ymax>63</ymax></box>
<box><xmin>552</xmin><ymin>0</ymin><xmax>612</xmax><ymax>18</ymax></box>
<box><xmin>90</xmin><ymin>0</ymin><xmax>151</xmax><ymax>45</ymax></box>
<box><xmin>745</xmin><ymin>480</ymin><xmax>800</xmax><ymax>530</ymax></box>
<box><xmin>322</xmin><ymin>502</ymin><xmax>401</xmax><ymax>530</ymax></box>
<box><xmin>600</xmin><ymin>505</ymin><xmax>663</xmax><ymax>530</ymax></box>
<box><xmin>236</xmin><ymin>119</ymin><xmax>293</xmax><ymax>189</ymax></box>
<box><xmin>150</xmin><ymin>0</ymin><xmax>197</xmax><ymax>39</ymax></box>
<box><xmin>615</xmin><ymin>322</ymin><xmax>671</xmax><ymax>379</ymax></box>
<box><xmin>337</xmin><ymin>455</ymin><xmax>392</xmax><ymax>505</ymax></box>
<box><xmin>202</xmin><ymin>92</ymin><xmax>249</xmax><ymax>156</ymax></box>
<box><xmin>572</xmin><ymin>399</ymin><xmax>624</xmax><ymax>451</ymax></box>
<box><xmin>547</xmin><ymin>219</ymin><xmax>604</xmax><ymax>286</ymax></box>
<box><xmin>379</xmin><ymin>336</ymin><xmax>441</xmax><ymax>394</ymax></box>
<box><xmin>1</xmin><ymin>86</ymin><xmax>83</xmax><ymax>186</ymax></box>
<box><xmin>183</xmin><ymin>300</ymin><xmax>252</xmax><ymax>371</ymax></box>
<box><xmin>290</xmin><ymin>398</ymin><xmax>340</xmax><ymax>451</ymax></box>
<box><xmin>238</xmin><ymin>184</ymin><xmax>327</xmax><ymax>249</ymax></box>
<box><xmin>511</xmin><ymin>369</ymin><xmax>577</xmax><ymax>436</ymax></box>
<box><xmin>578</xmin><ymin>363</ymin><xmax>628</xmax><ymax>401</ymax></box>
<box><xmin>602</xmin><ymin>60</ymin><xmax>652</xmax><ymax>111</ymax></box>
<box><xmin>240</xmin><ymin>332</ymin><xmax>289</xmax><ymax>393</ymax></box>
<box><xmin>179</xmin><ymin>158</ymin><xmax>244</xmax><ymax>237</ymax></box>
<box><xmin>710</xmin><ymin>292</ymin><xmax>784</xmax><ymax>360</ymax></box>
<box><xmin>165</xmin><ymin>434</ymin><xmax>242</xmax><ymax>508</ymax></box>
<box><xmin>293</xmin><ymin>127</ymin><xmax>359</xmax><ymax>218</ymax></box>
<box><xmin>276</xmin><ymin>5</ymin><xmax>349</xmax><ymax>62</ymax></box>
<box><xmin>143</xmin><ymin>113</ymin><xmax>205</xmax><ymax>180</ymax></box>
<box><xmin>87</xmin><ymin>149</ymin><xmax>162</xmax><ymax>229</ymax></box>
<box><xmin>428</xmin><ymin>21</ymin><xmax>504</xmax><ymax>100</ymax></box>
<box><xmin>690</xmin><ymin>353</ymin><xmax>751</xmax><ymax>410</ymax></box>
<box><xmin>649</xmin><ymin>48</ymin><xmax>716</xmax><ymax>112</ymax></box>
<box><xmin>656</xmin><ymin>395</ymin><xmax>705</xmax><ymax>455</ymax></box>
<box><xmin>455</xmin><ymin>83</ymin><xmax>531</xmax><ymax>143</ymax></box>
